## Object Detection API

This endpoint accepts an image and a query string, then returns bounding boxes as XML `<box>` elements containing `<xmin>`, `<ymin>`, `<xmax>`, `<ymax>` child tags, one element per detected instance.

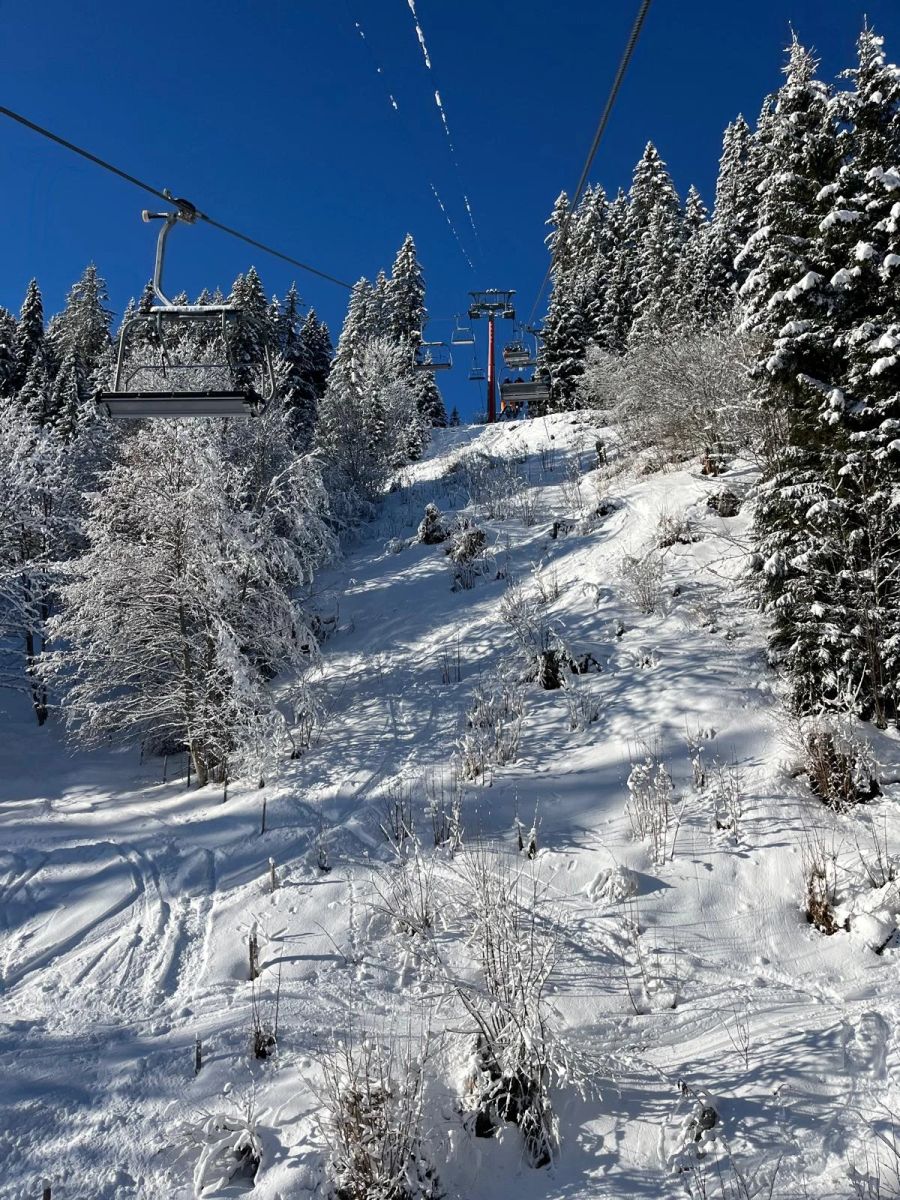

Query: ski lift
<box><xmin>502</xmin><ymin>338</ymin><xmax>535</xmax><ymax>369</ymax></box>
<box><xmin>414</xmin><ymin>341</ymin><xmax>452</xmax><ymax>371</ymax></box>
<box><xmin>469</xmin><ymin>364</ymin><xmax>485</xmax><ymax>382</ymax></box>
<box><xmin>451</xmin><ymin>316</ymin><xmax>475</xmax><ymax>346</ymax></box>
<box><xmin>96</xmin><ymin>198</ymin><xmax>270</xmax><ymax>418</ymax></box>
<box><xmin>500</xmin><ymin>375</ymin><xmax>551</xmax><ymax>415</ymax></box>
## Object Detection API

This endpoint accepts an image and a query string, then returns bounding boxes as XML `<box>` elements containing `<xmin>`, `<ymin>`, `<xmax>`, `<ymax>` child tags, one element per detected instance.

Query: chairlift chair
<box><xmin>469</xmin><ymin>364</ymin><xmax>486</xmax><ymax>382</ymax></box>
<box><xmin>500</xmin><ymin>376</ymin><xmax>551</xmax><ymax>413</ymax></box>
<box><xmin>414</xmin><ymin>341</ymin><xmax>452</xmax><ymax>371</ymax></box>
<box><xmin>502</xmin><ymin>339</ymin><xmax>535</xmax><ymax>370</ymax></box>
<box><xmin>450</xmin><ymin>316</ymin><xmax>475</xmax><ymax>346</ymax></box>
<box><xmin>96</xmin><ymin>198</ymin><xmax>270</xmax><ymax>419</ymax></box>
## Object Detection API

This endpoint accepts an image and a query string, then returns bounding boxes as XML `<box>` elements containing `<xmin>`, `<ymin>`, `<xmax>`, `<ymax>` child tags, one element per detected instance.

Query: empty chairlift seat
<box><xmin>96</xmin><ymin>202</ymin><xmax>270</xmax><ymax>419</ymax></box>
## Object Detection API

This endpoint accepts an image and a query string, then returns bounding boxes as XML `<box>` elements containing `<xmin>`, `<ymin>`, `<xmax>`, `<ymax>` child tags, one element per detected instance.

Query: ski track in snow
<box><xmin>2</xmin><ymin>413</ymin><xmax>900</xmax><ymax>1197</ymax></box>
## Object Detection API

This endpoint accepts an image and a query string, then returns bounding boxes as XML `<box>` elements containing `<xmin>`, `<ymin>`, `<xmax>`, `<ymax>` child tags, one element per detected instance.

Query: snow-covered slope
<box><xmin>3</xmin><ymin>412</ymin><xmax>900</xmax><ymax>1199</ymax></box>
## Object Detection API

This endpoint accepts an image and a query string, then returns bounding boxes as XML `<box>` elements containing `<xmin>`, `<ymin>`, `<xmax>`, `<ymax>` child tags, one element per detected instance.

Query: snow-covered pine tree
<box><xmin>0</xmin><ymin>307</ymin><xmax>17</xmax><ymax>397</ymax></box>
<box><xmin>18</xmin><ymin>356</ymin><xmax>53</xmax><ymax>427</ymax></box>
<box><xmin>741</xmin><ymin>39</ymin><xmax>847</xmax><ymax>715</ymax></box>
<box><xmin>672</xmin><ymin>185</ymin><xmax>713</xmax><ymax>326</ymax></box>
<box><xmin>810</xmin><ymin>24</ymin><xmax>900</xmax><ymax>722</ymax></box>
<box><xmin>14</xmin><ymin>279</ymin><xmax>45</xmax><ymax>391</ymax></box>
<box><xmin>317</xmin><ymin>335</ymin><xmax>427</xmax><ymax>521</ymax></box>
<box><xmin>596</xmin><ymin>190</ymin><xmax>636</xmax><ymax>353</ymax></box>
<box><xmin>229</xmin><ymin>267</ymin><xmax>272</xmax><ymax>389</ymax></box>
<box><xmin>386</xmin><ymin>234</ymin><xmax>426</xmax><ymax>345</ymax></box>
<box><xmin>300</xmin><ymin>309</ymin><xmax>333</xmax><ymax>401</ymax></box>
<box><xmin>386</xmin><ymin>234</ymin><xmax>446</xmax><ymax>427</ymax></box>
<box><xmin>48</xmin><ymin>264</ymin><xmax>113</xmax><ymax>380</ymax></box>
<box><xmin>628</xmin><ymin>143</ymin><xmax>684</xmax><ymax>340</ymax></box>
<box><xmin>448</xmin><ymin>406</ymin><xmax>461</xmax><ymax>426</ymax></box>
<box><xmin>541</xmin><ymin>191</ymin><xmax>589</xmax><ymax>409</ymax></box>
<box><xmin>712</xmin><ymin>116</ymin><xmax>757</xmax><ymax>295</ymax></box>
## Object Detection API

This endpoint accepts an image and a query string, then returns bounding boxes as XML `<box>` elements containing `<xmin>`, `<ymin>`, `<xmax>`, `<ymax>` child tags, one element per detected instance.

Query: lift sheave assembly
<box><xmin>96</xmin><ymin>199</ymin><xmax>269</xmax><ymax>419</ymax></box>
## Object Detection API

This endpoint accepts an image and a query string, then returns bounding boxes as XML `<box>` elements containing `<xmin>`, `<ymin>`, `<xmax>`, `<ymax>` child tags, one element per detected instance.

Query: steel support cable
<box><xmin>525</xmin><ymin>0</ymin><xmax>653</xmax><ymax>329</ymax></box>
<box><xmin>0</xmin><ymin>104</ymin><xmax>352</xmax><ymax>289</ymax></box>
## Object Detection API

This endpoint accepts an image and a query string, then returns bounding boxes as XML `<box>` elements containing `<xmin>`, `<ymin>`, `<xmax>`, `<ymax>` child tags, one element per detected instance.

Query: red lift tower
<box><xmin>467</xmin><ymin>290</ymin><xmax>516</xmax><ymax>423</ymax></box>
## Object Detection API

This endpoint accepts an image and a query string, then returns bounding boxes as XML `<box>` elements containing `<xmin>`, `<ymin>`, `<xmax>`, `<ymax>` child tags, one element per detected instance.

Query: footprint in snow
<box><xmin>843</xmin><ymin>1010</ymin><xmax>889</xmax><ymax>1077</ymax></box>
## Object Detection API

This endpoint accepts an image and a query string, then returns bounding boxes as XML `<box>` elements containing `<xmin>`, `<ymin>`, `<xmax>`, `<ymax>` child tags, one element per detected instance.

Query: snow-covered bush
<box><xmin>656</xmin><ymin>509</ymin><xmax>699</xmax><ymax>548</ymax></box>
<box><xmin>618</xmin><ymin>551</ymin><xmax>665</xmax><ymax>614</ymax></box>
<box><xmin>710</xmin><ymin>757</ymin><xmax>745</xmax><ymax>839</ymax></box>
<box><xmin>445</xmin><ymin>520</ymin><xmax>491</xmax><ymax>591</ymax></box>
<box><xmin>800</xmin><ymin>721</ymin><xmax>880</xmax><ymax>811</ymax></box>
<box><xmin>316</xmin><ymin>1031</ymin><xmax>442</xmax><ymax>1200</ymax></box>
<box><xmin>457</xmin><ymin>676</ymin><xmax>525</xmax><ymax>781</ymax></box>
<box><xmin>416</xmin><ymin>503</ymin><xmax>449</xmax><ymax>545</ymax></box>
<box><xmin>451</xmin><ymin>845</ymin><xmax>561</xmax><ymax>1168</ymax></box>
<box><xmin>183</xmin><ymin>1106</ymin><xmax>263</xmax><ymax>1196</ymax></box>
<box><xmin>626</xmin><ymin>750</ymin><xmax>678</xmax><ymax>864</ymax></box>
<box><xmin>563</xmin><ymin>682</ymin><xmax>601</xmax><ymax>732</ymax></box>
<box><xmin>584</xmin><ymin>322</ymin><xmax>757</xmax><ymax>465</ymax></box>
<box><xmin>46</xmin><ymin>411</ymin><xmax>334</xmax><ymax>785</ymax></box>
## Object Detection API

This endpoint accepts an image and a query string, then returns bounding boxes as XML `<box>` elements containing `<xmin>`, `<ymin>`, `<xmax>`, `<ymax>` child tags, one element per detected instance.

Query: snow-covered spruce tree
<box><xmin>807</xmin><ymin>24</ymin><xmax>900</xmax><ymax>723</ymax></box>
<box><xmin>387</xmin><ymin>234</ymin><xmax>446</xmax><ymax>427</ymax></box>
<box><xmin>47</xmin><ymin>264</ymin><xmax>113</xmax><ymax>381</ymax></box>
<box><xmin>0</xmin><ymin>400</ymin><xmax>80</xmax><ymax>723</ymax></box>
<box><xmin>628</xmin><ymin>142</ymin><xmax>684</xmax><ymax>340</ymax></box>
<box><xmin>541</xmin><ymin>191</ymin><xmax>588</xmax><ymax>410</ymax></box>
<box><xmin>317</xmin><ymin>336</ymin><xmax>427</xmax><ymax>523</ymax></box>
<box><xmin>712</xmin><ymin>115</ymin><xmax>758</xmax><ymax>296</ymax></box>
<box><xmin>596</xmin><ymin>189</ymin><xmax>636</xmax><ymax>353</ymax></box>
<box><xmin>740</xmin><ymin>39</ymin><xmax>846</xmax><ymax>716</ymax></box>
<box><xmin>283</xmin><ymin>305</ymin><xmax>333</xmax><ymax>450</ymax></box>
<box><xmin>0</xmin><ymin>307</ymin><xmax>17</xmax><ymax>398</ymax></box>
<box><xmin>47</xmin><ymin>411</ymin><xmax>333</xmax><ymax>784</ymax></box>
<box><xmin>387</xmin><ymin>234</ymin><xmax>426</xmax><ymax>345</ymax></box>
<box><xmin>228</xmin><ymin>267</ymin><xmax>273</xmax><ymax>389</ymax></box>
<box><xmin>13</xmin><ymin>278</ymin><xmax>45</xmax><ymax>391</ymax></box>
<box><xmin>672</xmin><ymin>186</ymin><xmax>714</xmax><ymax>326</ymax></box>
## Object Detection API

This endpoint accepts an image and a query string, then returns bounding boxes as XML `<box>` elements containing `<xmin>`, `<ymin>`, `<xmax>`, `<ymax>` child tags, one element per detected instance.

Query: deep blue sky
<box><xmin>2</xmin><ymin>0</ymin><xmax>898</xmax><ymax>417</ymax></box>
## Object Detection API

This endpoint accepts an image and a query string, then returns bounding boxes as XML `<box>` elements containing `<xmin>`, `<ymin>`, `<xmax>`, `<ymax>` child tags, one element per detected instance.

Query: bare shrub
<box><xmin>534</xmin><ymin>566</ymin><xmax>560</xmax><ymax>605</ymax></box>
<box><xmin>437</xmin><ymin>634</ymin><xmax>462</xmax><ymax>684</ymax></box>
<box><xmin>800</xmin><ymin>720</ymin><xmax>880</xmax><ymax>812</ymax></box>
<box><xmin>564</xmin><ymin>682</ymin><xmax>601</xmax><ymax>732</ymax></box>
<box><xmin>802</xmin><ymin>827</ymin><xmax>846</xmax><ymax>935</ymax></box>
<box><xmin>657</xmin><ymin>509</ymin><xmax>699</xmax><ymax>548</ymax></box>
<box><xmin>458</xmin><ymin>676</ymin><xmax>525</xmax><ymax>781</ymax></box>
<box><xmin>559</xmin><ymin>459</ymin><xmax>585</xmax><ymax>516</ymax></box>
<box><xmin>513</xmin><ymin>486</ymin><xmax>541</xmax><ymax>526</ymax></box>
<box><xmin>618</xmin><ymin>552</ymin><xmax>664</xmax><ymax>614</ymax></box>
<box><xmin>848</xmin><ymin>1107</ymin><xmax>900</xmax><ymax>1199</ymax></box>
<box><xmin>371</xmin><ymin>844</ymin><xmax>438</xmax><ymax>939</ymax></box>
<box><xmin>710</xmin><ymin>756</ymin><xmax>745</xmax><ymax>839</ymax></box>
<box><xmin>316</xmin><ymin>1030</ymin><xmax>442</xmax><ymax>1200</ymax></box>
<box><xmin>453</xmin><ymin>845</ymin><xmax>560</xmax><ymax>1167</ymax></box>
<box><xmin>380</xmin><ymin>783</ymin><xmax>415</xmax><ymax>858</ymax></box>
<box><xmin>626</xmin><ymin>746</ymin><xmax>679</xmax><ymax>864</ymax></box>
<box><xmin>424</xmin><ymin>767</ymin><xmax>464</xmax><ymax>854</ymax></box>
<box><xmin>856</xmin><ymin>815</ymin><xmax>898</xmax><ymax>890</ymax></box>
